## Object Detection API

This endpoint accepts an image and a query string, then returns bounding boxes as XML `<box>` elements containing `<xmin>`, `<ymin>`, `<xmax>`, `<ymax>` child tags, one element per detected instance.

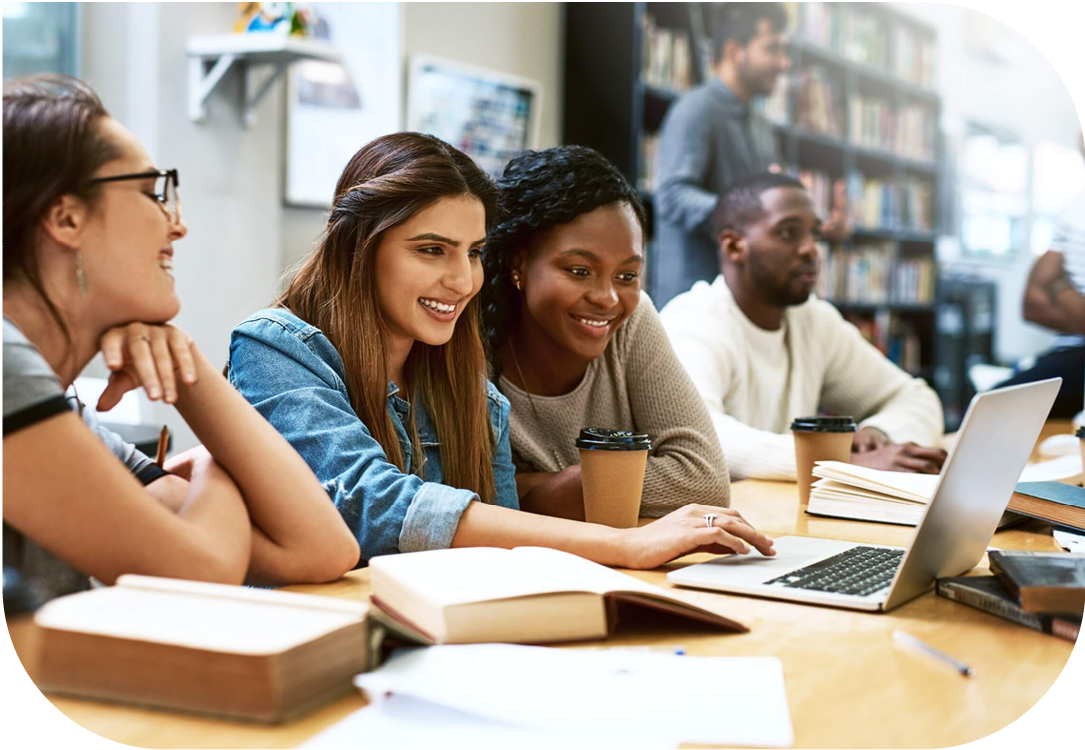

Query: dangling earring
<box><xmin>75</xmin><ymin>252</ymin><xmax>88</xmax><ymax>298</ymax></box>
<box><xmin>512</xmin><ymin>270</ymin><xmax>522</xmax><ymax>291</ymax></box>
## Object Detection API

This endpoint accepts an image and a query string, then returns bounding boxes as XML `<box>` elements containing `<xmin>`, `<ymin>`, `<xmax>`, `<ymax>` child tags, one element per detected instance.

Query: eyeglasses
<box><xmin>89</xmin><ymin>169</ymin><xmax>182</xmax><ymax>225</ymax></box>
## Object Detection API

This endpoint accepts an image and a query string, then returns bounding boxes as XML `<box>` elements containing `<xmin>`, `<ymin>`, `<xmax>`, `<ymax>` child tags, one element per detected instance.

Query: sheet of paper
<box><xmin>354</xmin><ymin>644</ymin><xmax>794</xmax><ymax>748</ymax></box>
<box><xmin>300</xmin><ymin>694</ymin><xmax>666</xmax><ymax>749</ymax></box>
<box><xmin>1019</xmin><ymin>454</ymin><xmax>1082</xmax><ymax>482</ymax></box>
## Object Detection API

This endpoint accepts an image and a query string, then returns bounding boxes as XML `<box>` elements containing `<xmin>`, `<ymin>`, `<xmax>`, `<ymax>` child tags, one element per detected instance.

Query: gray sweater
<box><xmin>653</xmin><ymin>78</ymin><xmax>779</xmax><ymax>306</ymax></box>
<box><xmin>497</xmin><ymin>293</ymin><xmax>731</xmax><ymax>516</ymax></box>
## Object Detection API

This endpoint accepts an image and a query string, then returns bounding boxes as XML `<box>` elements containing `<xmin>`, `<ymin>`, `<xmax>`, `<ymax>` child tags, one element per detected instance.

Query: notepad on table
<box><xmin>806</xmin><ymin>455</ymin><xmax>1082</xmax><ymax>527</ymax></box>
<box><xmin>368</xmin><ymin>546</ymin><xmax>747</xmax><ymax>644</ymax></box>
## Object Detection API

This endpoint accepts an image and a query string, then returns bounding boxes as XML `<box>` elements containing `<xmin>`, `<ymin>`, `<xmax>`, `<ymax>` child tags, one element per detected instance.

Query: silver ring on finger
<box><xmin>703</xmin><ymin>513</ymin><xmax>718</xmax><ymax>528</ymax></box>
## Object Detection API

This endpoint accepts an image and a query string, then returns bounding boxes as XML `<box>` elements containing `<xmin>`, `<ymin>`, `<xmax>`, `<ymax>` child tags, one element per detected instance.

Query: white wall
<box><xmin>82</xmin><ymin>2</ymin><xmax>287</xmax><ymax>451</ymax></box>
<box><xmin>280</xmin><ymin>2</ymin><xmax>564</xmax><ymax>273</ymax></box>
<box><xmin>896</xmin><ymin>1</ymin><xmax>1083</xmax><ymax>362</ymax></box>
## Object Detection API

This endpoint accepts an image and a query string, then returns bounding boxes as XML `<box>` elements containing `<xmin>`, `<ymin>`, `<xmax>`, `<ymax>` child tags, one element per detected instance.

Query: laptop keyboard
<box><xmin>765</xmin><ymin>546</ymin><xmax>905</xmax><ymax>598</ymax></box>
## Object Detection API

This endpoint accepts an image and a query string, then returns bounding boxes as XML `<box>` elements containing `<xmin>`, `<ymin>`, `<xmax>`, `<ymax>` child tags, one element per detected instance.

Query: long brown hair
<box><xmin>277</xmin><ymin>132</ymin><xmax>500</xmax><ymax>501</ymax></box>
<box><xmin>3</xmin><ymin>75</ymin><xmax>120</xmax><ymax>365</ymax></box>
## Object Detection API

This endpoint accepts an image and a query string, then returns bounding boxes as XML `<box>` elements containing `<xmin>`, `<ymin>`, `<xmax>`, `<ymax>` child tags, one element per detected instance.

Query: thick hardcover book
<box><xmin>936</xmin><ymin>575</ymin><xmax>1080</xmax><ymax>642</ymax></box>
<box><xmin>33</xmin><ymin>575</ymin><xmax>383</xmax><ymax>722</ymax></box>
<box><xmin>987</xmin><ymin>550</ymin><xmax>1085</xmax><ymax>615</ymax></box>
<box><xmin>369</xmin><ymin>546</ymin><xmax>747</xmax><ymax>645</ymax></box>
<box><xmin>1008</xmin><ymin>482</ymin><xmax>1085</xmax><ymax>532</ymax></box>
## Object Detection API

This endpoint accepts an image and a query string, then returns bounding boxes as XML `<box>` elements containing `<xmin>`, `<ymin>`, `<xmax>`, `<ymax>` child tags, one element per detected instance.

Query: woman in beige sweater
<box><xmin>481</xmin><ymin>146</ymin><xmax>731</xmax><ymax>520</ymax></box>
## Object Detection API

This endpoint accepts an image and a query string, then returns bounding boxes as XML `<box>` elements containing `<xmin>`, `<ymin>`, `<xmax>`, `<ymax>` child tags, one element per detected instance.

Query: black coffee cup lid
<box><xmin>790</xmin><ymin>416</ymin><xmax>857</xmax><ymax>433</ymax></box>
<box><xmin>1076</xmin><ymin>427</ymin><xmax>1085</xmax><ymax>439</ymax></box>
<box><xmin>575</xmin><ymin>428</ymin><xmax>651</xmax><ymax>451</ymax></box>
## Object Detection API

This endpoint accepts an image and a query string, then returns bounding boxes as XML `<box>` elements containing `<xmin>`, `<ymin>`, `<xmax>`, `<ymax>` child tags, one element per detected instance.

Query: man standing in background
<box><xmin>653</xmin><ymin>3</ymin><xmax>791</xmax><ymax>306</ymax></box>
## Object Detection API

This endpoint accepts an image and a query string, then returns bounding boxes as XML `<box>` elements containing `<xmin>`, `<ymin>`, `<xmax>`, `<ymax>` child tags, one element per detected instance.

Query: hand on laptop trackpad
<box><xmin>700</xmin><ymin>537</ymin><xmax>857</xmax><ymax>584</ymax></box>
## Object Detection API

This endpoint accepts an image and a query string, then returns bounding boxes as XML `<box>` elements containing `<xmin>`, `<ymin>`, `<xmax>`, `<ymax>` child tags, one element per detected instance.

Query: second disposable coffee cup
<box><xmin>1077</xmin><ymin>427</ymin><xmax>1085</xmax><ymax>481</ymax></box>
<box><xmin>576</xmin><ymin>428</ymin><xmax>651</xmax><ymax>528</ymax></box>
<box><xmin>791</xmin><ymin>416</ymin><xmax>857</xmax><ymax>507</ymax></box>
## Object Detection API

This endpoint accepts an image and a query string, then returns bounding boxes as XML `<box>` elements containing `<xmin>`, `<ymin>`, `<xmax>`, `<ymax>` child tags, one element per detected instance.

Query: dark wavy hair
<box><xmin>480</xmin><ymin>146</ymin><xmax>647</xmax><ymax>374</ymax></box>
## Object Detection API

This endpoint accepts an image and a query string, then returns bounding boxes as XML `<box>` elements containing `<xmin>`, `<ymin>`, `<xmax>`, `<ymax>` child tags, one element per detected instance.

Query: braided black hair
<box><xmin>480</xmin><ymin>145</ymin><xmax>646</xmax><ymax>375</ymax></box>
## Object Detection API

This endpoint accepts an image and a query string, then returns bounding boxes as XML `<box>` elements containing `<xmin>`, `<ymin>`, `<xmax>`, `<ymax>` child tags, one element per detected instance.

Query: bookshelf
<box><xmin>563</xmin><ymin>3</ymin><xmax>974</xmax><ymax>426</ymax></box>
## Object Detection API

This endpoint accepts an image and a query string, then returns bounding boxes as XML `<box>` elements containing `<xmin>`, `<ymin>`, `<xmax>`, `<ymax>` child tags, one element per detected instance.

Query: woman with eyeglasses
<box><xmin>2</xmin><ymin>75</ymin><xmax>359</xmax><ymax>602</ymax></box>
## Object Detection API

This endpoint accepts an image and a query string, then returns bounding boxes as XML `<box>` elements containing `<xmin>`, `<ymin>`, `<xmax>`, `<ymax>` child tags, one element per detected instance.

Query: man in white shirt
<box><xmin>660</xmin><ymin>173</ymin><xmax>946</xmax><ymax>481</ymax></box>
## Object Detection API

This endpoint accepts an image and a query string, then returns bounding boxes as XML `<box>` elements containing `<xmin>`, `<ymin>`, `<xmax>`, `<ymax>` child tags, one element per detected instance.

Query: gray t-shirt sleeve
<box><xmin>3</xmin><ymin>318</ymin><xmax>70</xmax><ymax>432</ymax></box>
<box><xmin>3</xmin><ymin>317</ymin><xmax>168</xmax><ymax>485</ymax></box>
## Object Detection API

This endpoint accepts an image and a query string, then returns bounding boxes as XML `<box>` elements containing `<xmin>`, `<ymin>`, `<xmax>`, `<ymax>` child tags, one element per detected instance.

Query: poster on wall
<box><xmin>407</xmin><ymin>55</ymin><xmax>543</xmax><ymax>179</ymax></box>
<box><xmin>284</xmin><ymin>2</ymin><xmax>403</xmax><ymax>207</ymax></box>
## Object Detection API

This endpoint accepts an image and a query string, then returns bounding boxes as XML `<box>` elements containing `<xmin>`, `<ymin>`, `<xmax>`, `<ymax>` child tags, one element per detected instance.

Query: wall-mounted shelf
<box><xmin>186</xmin><ymin>34</ymin><xmax>339</xmax><ymax>127</ymax></box>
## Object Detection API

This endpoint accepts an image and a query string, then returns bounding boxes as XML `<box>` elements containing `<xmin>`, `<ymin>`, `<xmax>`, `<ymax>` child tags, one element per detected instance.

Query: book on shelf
<box><xmin>1009</xmin><ymin>481</ymin><xmax>1085</xmax><ymax>532</ymax></box>
<box><xmin>369</xmin><ymin>546</ymin><xmax>747</xmax><ymax>645</ymax></box>
<box><xmin>987</xmin><ymin>551</ymin><xmax>1085</xmax><ymax>615</ymax></box>
<box><xmin>641</xmin><ymin>14</ymin><xmax>693</xmax><ymax>92</ymax></box>
<box><xmin>847</xmin><ymin>173</ymin><xmax>934</xmax><ymax>232</ymax></box>
<box><xmin>796</xmin><ymin>66</ymin><xmax>843</xmax><ymax>137</ymax></box>
<box><xmin>893</xmin><ymin>25</ymin><xmax>936</xmax><ymax>89</ymax></box>
<box><xmin>800</xmin><ymin>1</ymin><xmax>843</xmax><ymax>52</ymax></box>
<box><xmin>638</xmin><ymin>132</ymin><xmax>659</xmax><ymax>192</ymax></box>
<box><xmin>936</xmin><ymin>575</ymin><xmax>1080</xmax><ymax>642</ymax></box>
<box><xmin>807</xmin><ymin>456</ymin><xmax>1083</xmax><ymax>526</ymax></box>
<box><xmin>843</xmin><ymin>311</ymin><xmax>923</xmax><ymax>374</ymax></box>
<box><xmin>817</xmin><ymin>242</ymin><xmax>935</xmax><ymax>307</ymax></box>
<box><xmin>31</xmin><ymin>574</ymin><xmax>406</xmax><ymax>722</ymax></box>
<box><xmin>895</xmin><ymin>103</ymin><xmax>936</xmax><ymax>162</ymax></box>
<box><xmin>841</xmin><ymin>9</ymin><xmax>887</xmax><ymax>70</ymax></box>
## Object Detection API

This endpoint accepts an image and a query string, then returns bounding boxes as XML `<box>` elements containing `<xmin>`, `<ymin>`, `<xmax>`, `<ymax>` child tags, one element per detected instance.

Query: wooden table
<box><xmin>18</xmin><ymin>423</ymin><xmax>1082</xmax><ymax>748</ymax></box>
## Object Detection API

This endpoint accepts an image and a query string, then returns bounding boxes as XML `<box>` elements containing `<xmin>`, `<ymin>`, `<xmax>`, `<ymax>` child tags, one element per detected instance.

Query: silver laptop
<box><xmin>668</xmin><ymin>379</ymin><xmax>1062</xmax><ymax>612</ymax></box>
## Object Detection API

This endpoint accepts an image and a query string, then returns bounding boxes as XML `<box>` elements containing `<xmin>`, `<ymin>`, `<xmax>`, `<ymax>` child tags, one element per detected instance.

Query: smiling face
<box><xmin>514</xmin><ymin>201</ymin><xmax>644</xmax><ymax>363</ymax></box>
<box><xmin>724</xmin><ymin>185</ymin><xmax>820</xmax><ymax>307</ymax></box>
<box><xmin>78</xmin><ymin>117</ymin><xmax>187</xmax><ymax>325</ymax></box>
<box><xmin>374</xmin><ymin>194</ymin><xmax>486</xmax><ymax>351</ymax></box>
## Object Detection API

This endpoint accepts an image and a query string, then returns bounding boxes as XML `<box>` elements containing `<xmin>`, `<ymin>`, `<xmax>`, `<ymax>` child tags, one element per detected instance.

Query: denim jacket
<box><xmin>227</xmin><ymin>308</ymin><xmax>519</xmax><ymax>565</ymax></box>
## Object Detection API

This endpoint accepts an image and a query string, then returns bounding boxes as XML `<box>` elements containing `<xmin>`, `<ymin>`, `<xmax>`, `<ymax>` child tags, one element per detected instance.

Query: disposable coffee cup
<box><xmin>791</xmin><ymin>417</ymin><xmax>857</xmax><ymax>507</ymax></box>
<box><xmin>1077</xmin><ymin>427</ymin><xmax>1085</xmax><ymax>481</ymax></box>
<box><xmin>576</xmin><ymin>428</ymin><xmax>651</xmax><ymax>528</ymax></box>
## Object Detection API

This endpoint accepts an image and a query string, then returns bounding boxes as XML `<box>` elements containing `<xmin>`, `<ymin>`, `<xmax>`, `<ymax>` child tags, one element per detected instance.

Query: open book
<box><xmin>807</xmin><ymin>454</ymin><xmax>1083</xmax><ymax>526</ymax></box>
<box><xmin>33</xmin><ymin>575</ymin><xmax>378</xmax><ymax>722</ymax></box>
<box><xmin>369</xmin><ymin>547</ymin><xmax>747</xmax><ymax>644</ymax></box>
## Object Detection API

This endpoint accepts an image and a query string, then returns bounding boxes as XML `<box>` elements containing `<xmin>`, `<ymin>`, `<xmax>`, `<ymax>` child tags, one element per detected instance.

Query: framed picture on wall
<box><xmin>407</xmin><ymin>55</ymin><xmax>543</xmax><ymax>178</ymax></box>
<box><xmin>284</xmin><ymin>2</ymin><xmax>403</xmax><ymax>207</ymax></box>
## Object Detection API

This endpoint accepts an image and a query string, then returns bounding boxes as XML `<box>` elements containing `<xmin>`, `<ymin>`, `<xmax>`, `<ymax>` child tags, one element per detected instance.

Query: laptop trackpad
<box><xmin>678</xmin><ymin>536</ymin><xmax>861</xmax><ymax>585</ymax></box>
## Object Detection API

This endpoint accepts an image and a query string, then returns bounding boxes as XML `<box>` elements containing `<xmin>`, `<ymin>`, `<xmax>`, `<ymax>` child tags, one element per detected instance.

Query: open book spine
<box><xmin>604</xmin><ymin>592</ymin><xmax>749</xmax><ymax>635</ymax></box>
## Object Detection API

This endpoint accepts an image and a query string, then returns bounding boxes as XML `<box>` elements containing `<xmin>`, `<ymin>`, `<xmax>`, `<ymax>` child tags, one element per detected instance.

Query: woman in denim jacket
<box><xmin>227</xmin><ymin>132</ymin><xmax>774</xmax><ymax>569</ymax></box>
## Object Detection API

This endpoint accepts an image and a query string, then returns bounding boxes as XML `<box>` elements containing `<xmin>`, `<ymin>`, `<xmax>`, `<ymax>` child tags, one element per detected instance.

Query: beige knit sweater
<box><xmin>497</xmin><ymin>292</ymin><xmax>731</xmax><ymax>516</ymax></box>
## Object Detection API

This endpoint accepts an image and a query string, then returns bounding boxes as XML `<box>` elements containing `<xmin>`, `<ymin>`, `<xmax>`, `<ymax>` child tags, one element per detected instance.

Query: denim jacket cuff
<box><xmin>399</xmin><ymin>482</ymin><xmax>478</xmax><ymax>552</ymax></box>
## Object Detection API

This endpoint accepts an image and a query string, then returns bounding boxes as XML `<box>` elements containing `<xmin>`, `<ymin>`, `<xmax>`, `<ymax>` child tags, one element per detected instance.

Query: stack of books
<box><xmin>938</xmin><ymin>551</ymin><xmax>1083</xmax><ymax>642</ymax></box>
